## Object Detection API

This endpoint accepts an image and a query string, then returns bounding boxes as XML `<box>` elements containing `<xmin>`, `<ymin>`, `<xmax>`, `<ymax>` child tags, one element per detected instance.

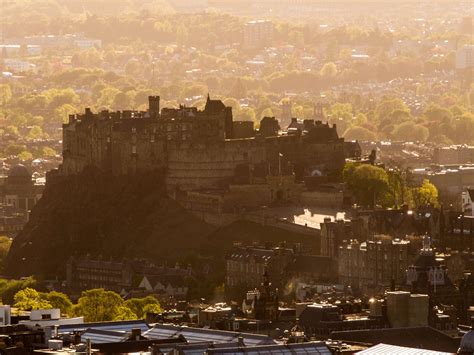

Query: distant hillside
<box><xmin>6</xmin><ymin>168</ymin><xmax>315</xmax><ymax>279</ymax></box>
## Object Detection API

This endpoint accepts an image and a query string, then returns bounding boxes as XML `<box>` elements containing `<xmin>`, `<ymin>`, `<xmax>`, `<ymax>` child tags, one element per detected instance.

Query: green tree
<box><xmin>0</xmin><ymin>237</ymin><xmax>12</xmax><ymax>273</ymax></box>
<box><xmin>320</xmin><ymin>62</ymin><xmax>338</xmax><ymax>77</ymax></box>
<box><xmin>74</xmin><ymin>288</ymin><xmax>125</xmax><ymax>322</ymax></box>
<box><xmin>392</xmin><ymin>121</ymin><xmax>429</xmax><ymax>142</ymax></box>
<box><xmin>0</xmin><ymin>84</ymin><xmax>12</xmax><ymax>105</ymax></box>
<box><xmin>5</xmin><ymin>144</ymin><xmax>25</xmax><ymax>156</ymax></box>
<box><xmin>54</xmin><ymin>104</ymin><xmax>76</xmax><ymax>125</ymax></box>
<box><xmin>260</xmin><ymin>107</ymin><xmax>274</xmax><ymax>120</ymax></box>
<box><xmin>235</xmin><ymin>107</ymin><xmax>256</xmax><ymax>122</ymax></box>
<box><xmin>375</xmin><ymin>98</ymin><xmax>409</xmax><ymax>124</ymax></box>
<box><xmin>344</xmin><ymin>163</ymin><xmax>389</xmax><ymax>208</ymax></box>
<box><xmin>343</xmin><ymin>126</ymin><xmax>376</xmax><ymax>141</ymax></box>
<box><xmin>42</xmin><ymin>147</ymin><xmax>57</xmax><ymax>157</ymax></box>
<box><xmin>124</xmin><ymin>296</ymin><xmax>162</xmax><ymax>319</ymax></box>
<box><xmin>114</xmin><ymin>306</ymin><xmax>137</xmax><ymax>321</ymax></box>
<box><xmin>0</xmin><ymin>277</ymin><xmax>37</xmax><ymax>304</ymax></box>
<box><xmin>18</xmin><ymin>151</ymin><xmax>33</xmax><ymax>161</ymax></box>
<box><xmin>14</xmin><ymin>288</ymin><xmax>52</xmax><ymax>311</ymax></box>
<box><xmin>27</xmin><ymin>126</ymin><xmax>44</xmax><ymax>140</ymax></box>
<box><xmin>44</xmin><ymin>291</ymin><xmax>73</xmax><ymax>316</ymax></box>
<box><xmin>411</xmin><ymin>179</ymin><xmax>439</xmax><ymax>208</ymax></box>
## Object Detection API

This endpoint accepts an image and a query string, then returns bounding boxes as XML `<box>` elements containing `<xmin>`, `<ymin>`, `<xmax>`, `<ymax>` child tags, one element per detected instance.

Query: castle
<box><xmin>61</xmin><ymin>96</ymin><xmax>349</xmax><ymax>213</ymax></box>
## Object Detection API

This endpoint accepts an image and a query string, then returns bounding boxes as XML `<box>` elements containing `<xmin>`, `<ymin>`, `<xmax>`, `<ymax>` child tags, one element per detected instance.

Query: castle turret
<box><xmin>148</xmin><ymin>96</ymin><xmax>160</xmax><ymax>117</ymax></box>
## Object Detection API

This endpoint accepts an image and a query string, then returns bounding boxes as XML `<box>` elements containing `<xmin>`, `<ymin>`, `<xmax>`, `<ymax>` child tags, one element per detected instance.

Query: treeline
<box><xmin>343</xmin><ymin>163</ymin><xmax>439</xmax><ymax>209</ymax></box>
<box><xmin>0</xmin><ymin>280</ymin><xmax>162</xmax><ymax>322</ymax></box>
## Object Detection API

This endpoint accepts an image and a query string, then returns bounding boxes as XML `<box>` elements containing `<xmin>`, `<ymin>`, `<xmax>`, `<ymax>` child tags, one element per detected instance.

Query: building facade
<box><xmin>60</xmin><ymin>96</ymin><xmax>347</xmax><ymax>196</ymax></box>
<box><xmin>338</xmin><ymin>236</ymin><xmax>411</xmax><ymax>291</ymax></box>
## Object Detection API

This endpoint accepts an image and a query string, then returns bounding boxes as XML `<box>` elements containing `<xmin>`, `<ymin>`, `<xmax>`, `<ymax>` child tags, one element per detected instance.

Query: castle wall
<box><xmin>61</xmin><ymin>99</ymin><xmax>348</xmax><ymax>195</ymax></box>
<box><xmin>166</xmin><ymin>139</ymin><xmax>266</xmax><ymax>191</ymax></box>
<box><xmin>299</xmin><ymin>190</ymin><xmax>344</xmax><ymax>208</ymax></box>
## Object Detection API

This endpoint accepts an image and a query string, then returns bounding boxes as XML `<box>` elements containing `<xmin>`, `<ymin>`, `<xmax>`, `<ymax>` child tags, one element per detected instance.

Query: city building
<box><xmin>338</xmin><ymin>236</ymin><xmax>411</xmax><ymax>291</ymax></box>
<box><xmin>225</xmin><ymin>246</ymin><xmax>294</xmax><ymax>295</ymax></box>
<box><xmin>456</xmin><ymin>45</ymin><xmax>474</xmax><ymax>70</ymax></box>
<box><xmin>66</xmin><ymin>256</ymin><xmax>134</xmax><ymax>292</ymax></box>
<box><xmin>0</xmin><ymin>164</ymin><xmax>43</xmax><ymax>213</ymax></box>
<box><xmin>462</xmin><ymin>189</ymin><xmax>474</xmax><ymax>216</ymax></box>
<box><xmin>242</xmin><ymin>269</ymin><xmax>279</xmax><ymax>321</ymax></box>
<box><xmin>243</xmin><ymin>20</ymin><xmax>274</xmax><ymax>49</ymax></box>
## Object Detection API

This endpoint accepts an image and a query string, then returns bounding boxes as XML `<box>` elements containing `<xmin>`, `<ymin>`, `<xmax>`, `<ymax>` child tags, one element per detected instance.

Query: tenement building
<box><xmin>338</xmin><ymin>236</ymin><xmax>411</xmax><ymax>292</ymax></box>
<box><xmin>60</xmin><ymin>96</ymin><xmax>348</xmax><ymax>204</ymax></box>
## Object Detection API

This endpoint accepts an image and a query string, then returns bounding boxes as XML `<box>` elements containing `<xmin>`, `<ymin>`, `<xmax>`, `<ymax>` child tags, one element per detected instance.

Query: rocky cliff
<box><xmin>6</xmin><ymin>168</ymin><xmax>315</xmax><ymax>279</ymax></box>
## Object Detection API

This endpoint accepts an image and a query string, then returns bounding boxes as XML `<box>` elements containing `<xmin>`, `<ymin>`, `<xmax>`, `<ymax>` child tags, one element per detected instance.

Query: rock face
<box><xmin>5</xmin><ymin>168</ymin><xmax>215</xmax><ymax>279</ymax></box>
<box><xmin>6</xmin><ymin>167</ymin><xmax>316</xmax><ymax>279</ymax></box>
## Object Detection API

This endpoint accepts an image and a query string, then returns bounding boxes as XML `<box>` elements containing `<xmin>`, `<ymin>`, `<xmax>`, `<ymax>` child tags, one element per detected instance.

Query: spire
<box><xmin>207</xmin><ymin>93</ymin><xmax>210</xmax><ymax>102</ymax></box>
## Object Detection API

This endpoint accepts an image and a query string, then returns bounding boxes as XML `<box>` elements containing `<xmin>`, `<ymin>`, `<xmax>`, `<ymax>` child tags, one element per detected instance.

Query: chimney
<box><xmin>148</xmin><ymin>96</ymin><xmax>160</xmax><ymax>117</ymax></box>
<box><xmin>131</xmin><ymin>328</ymin><xmax>141</xmax><ymax>341</ymax></box>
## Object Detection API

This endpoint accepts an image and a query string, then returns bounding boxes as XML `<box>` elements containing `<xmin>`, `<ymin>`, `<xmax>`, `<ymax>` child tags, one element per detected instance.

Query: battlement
<box><xmin>60</xmin><ymin>95</ymin><xmax>347</xmax><ymax>192</ymax></box>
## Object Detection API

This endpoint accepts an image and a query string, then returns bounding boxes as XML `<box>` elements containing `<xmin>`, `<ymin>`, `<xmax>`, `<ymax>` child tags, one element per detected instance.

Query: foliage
<box><xmin>74</xmin><ymin>288</ymin><xmax>125</xmax><ymax>322</ymax></box>
<box><xmin>124</xmin><ymin>295</ymin><xmax>162</xmax><ymax>319</ymax></box>
<box><xmin>344</xmin><ymin>163</ymin><xmax>389</xmax><ymax>208</ymax></box>
<box><xmin>411</xmin><ymin>179</ymin><xmax>440</xmax><ymax>208</ymax></box>
<box><xmin>0</xmin><ymin>277</ymin><xmax>37</xmax><ymax>305</ymax></box>
<box><xmin>42</xmin><ymin>291</ymin><xmax>73</xmax><ymax>316</ymax></box>
<box><xmin>14</xmin><ymin>288</ymin><xmax>52</xmax><ymax>311</ymax></box>
<box><xmin>0</xmin><ymin>237</ymin><xmax>12</xmax><ymax>273</ymax></box>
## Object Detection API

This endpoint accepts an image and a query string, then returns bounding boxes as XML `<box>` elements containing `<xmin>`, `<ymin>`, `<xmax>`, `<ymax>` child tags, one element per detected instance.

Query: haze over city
<box><xmin>0</xmin><ymin>0</ymin><xmax>473</xmax><ymax>354</ymax></box>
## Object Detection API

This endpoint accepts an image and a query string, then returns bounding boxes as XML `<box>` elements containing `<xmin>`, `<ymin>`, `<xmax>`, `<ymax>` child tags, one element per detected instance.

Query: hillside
<box><xmin>5</xmin><ymin>168</ymin><xmax>214</xmax><ymax>278</ymax></box>
<box><xmin>6</xmin><ymin>168</ymin><xmax>316</xmax><ymax>279</ymax></box>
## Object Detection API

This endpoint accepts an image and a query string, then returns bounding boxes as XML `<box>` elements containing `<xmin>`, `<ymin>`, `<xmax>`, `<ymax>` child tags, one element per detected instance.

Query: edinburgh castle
<box><xmin>60</xmin><ymin>96</ymin><xmax>355</xmax><ymax>216</ymax></box>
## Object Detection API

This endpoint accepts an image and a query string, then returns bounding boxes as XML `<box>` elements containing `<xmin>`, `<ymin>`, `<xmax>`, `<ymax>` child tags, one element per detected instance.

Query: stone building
<box><xmin>338</xmin><ymin>236</ymin><xmax>411</xmax><ymax>291</ymax></box>
<box><xmin>242</xmin><ymin>269</ymin><xmax>279</xmax><ymax>321</ymax></box>
<box><xmin>0</xmin><ymin>164</ymin><xmax>43</xmax><ymax>213</ymax></box>
<box><xmin>66</xmin><ymin>256</ymin><xmax>134</xmax><ymax>292</ymax></box>
<box><xmin>0</xmin><ymin>164</ymin><xmax>44</xmax><ymax>237</ymax></box>
<box><xmin>406</xmin><ymin>236</ymin><xmax>454</xmax><ymax>296</ymax></box>
<box><xmin>60</xmin><ymin>95</ymin><xmax>349</xmax><ymax>205</ymax></box>
<box><xmin>225</xmin><ymin>246</ymin><xmax>294</xmax><ymax>296</ymax></box>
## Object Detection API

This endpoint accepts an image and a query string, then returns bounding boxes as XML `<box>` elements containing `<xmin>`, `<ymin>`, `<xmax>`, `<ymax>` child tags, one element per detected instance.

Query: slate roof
<box><xmin>80</xmin><ymin>329</ymin><xmax>127</xmax><ymax>344</ymax></box>
<box><xmin>58</xmin><ymin>319</ymin><xmax>150</xmax><ymax>334</ymax></box>
<box><xmin>144</xmin><ymin>324</ymin><xmax>276</xmax><ymax>346</ymax></box>
<box><xmin>153</xmin><ymin>341</ymin><xmax>331</xmax><ymax>355</ymax></box>
<box><xmin>207</xmin><ymin>342</ymin><xmax>331</xmax><ymax>354</ymax></box>
<box><xmin>357</xmin><ymin>343</ymin><xmax>452</xmax><ymax>355</ymax></box>
<box><xmin>330</xmin><ymin>327</ymin><xmax>459</xmax><ymax>353</ymax></box>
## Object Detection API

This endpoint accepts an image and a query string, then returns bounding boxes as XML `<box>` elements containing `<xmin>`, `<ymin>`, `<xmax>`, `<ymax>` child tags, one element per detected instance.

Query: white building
<box><xmin>19</xmin><ymin>308</ymin><xmax>84</xmax><ymax>341</ymax></box>
<box><xmin>456</xmin><ymin>45</ymin><xmax>474</xmax><ymax>70</ymax></box>
<box><xmin>462</xmin><ymin>189</ymin><xmax>474</xmax><ymax>216</ymax></box>
<box><xmin>243</xmin><ymin>20</ymin><xmax>274</xmax><ymax>49</ymax></box>
<box><xmin>3</xmin><ymin>58</ymin><xmax>37</xmax><ymax>73</ymax></box>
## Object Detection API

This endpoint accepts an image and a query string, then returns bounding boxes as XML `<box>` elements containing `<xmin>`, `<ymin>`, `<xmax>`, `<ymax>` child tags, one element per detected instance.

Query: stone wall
<box><xmin>166</xmin><ymin>139</ymin><xmax>266</xmax><ymax>191</ymax></box>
